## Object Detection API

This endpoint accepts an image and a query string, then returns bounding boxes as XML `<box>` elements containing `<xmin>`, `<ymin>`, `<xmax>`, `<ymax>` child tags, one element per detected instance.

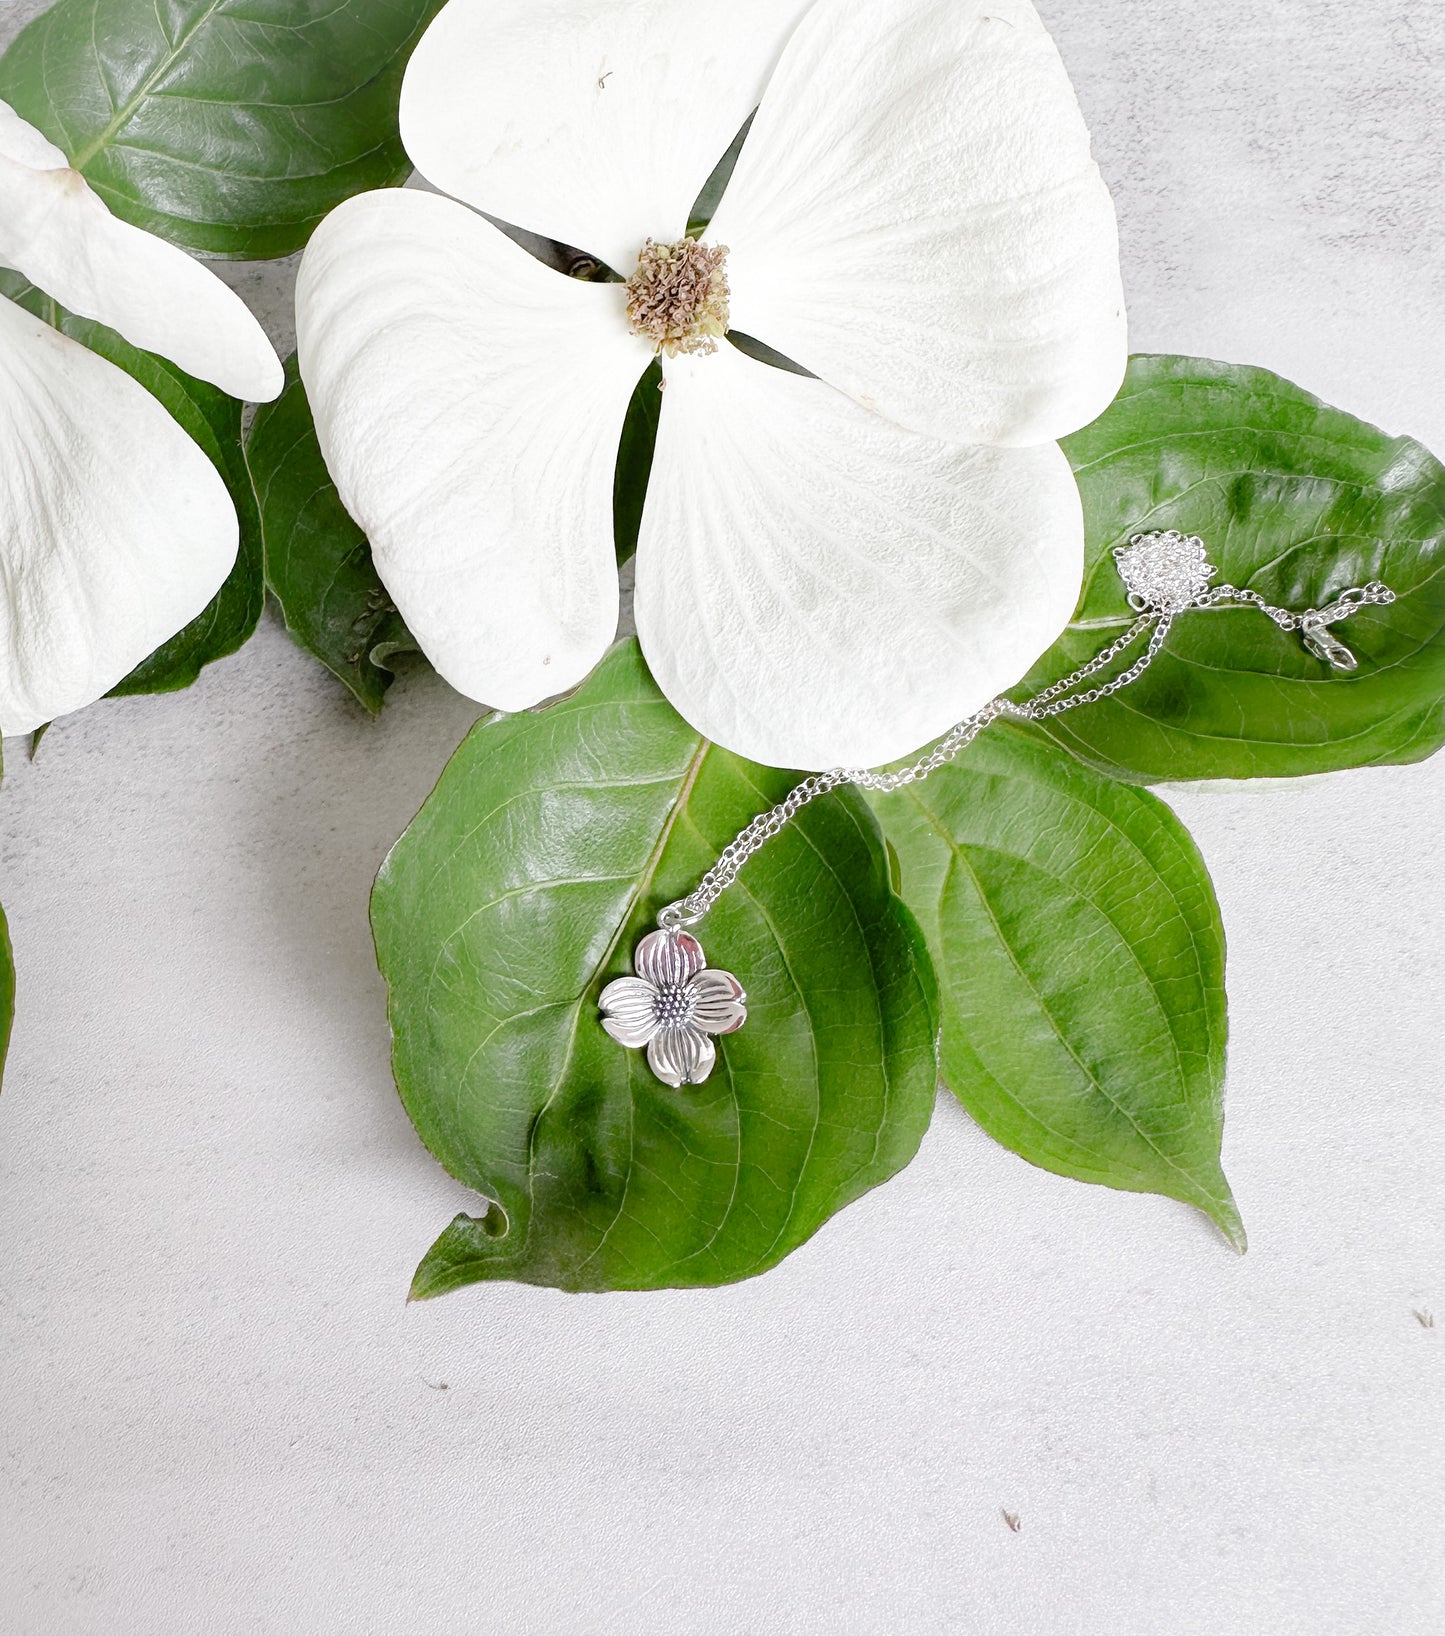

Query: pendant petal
<box><xmin>689</xmin><ymin>969</ymin><xmax>748</xmax><ymax>1036</ymax></box>
<box><xmin>633</xmin><ymin>929</ymin><xmax>706</xmax><ymax>990</ymax></box>
<box><xmin>646</xmin><ymin>1026</ymin><xmax>717</xmax><ymax>1090</ymax></box>
<box><xmin>599</xmin><ymin>976</ymin><xmax>661</xmax><ymax>1048</ymax></box>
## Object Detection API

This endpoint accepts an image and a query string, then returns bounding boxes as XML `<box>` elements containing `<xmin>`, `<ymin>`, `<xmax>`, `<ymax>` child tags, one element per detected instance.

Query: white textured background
<box><xmin>2</xmin><ymin>2</ymin><xmax>1443</xmax><ymax>1632</ymax></box>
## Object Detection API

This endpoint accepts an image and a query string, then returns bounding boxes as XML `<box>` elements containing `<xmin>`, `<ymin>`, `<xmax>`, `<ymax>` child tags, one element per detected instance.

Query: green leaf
<box><xmin>870</xmin><ymin>721</ymin><xmax>1244</xmax><ymax>1249</ymax></box>
<box><xmin>1030</xmin><ymin>354</ymin><xmax>1445</xmax><ymax>782</ymax></box>
<box><xmin>0</xmin><ymin>897</ymin><xmax>12</xmax><ymax>1095</ymax></box>
<box><xmin>686</xmin><ymin>114</ymin><xmax>752</xmax><ymax>239</ymax></box>
<box><xmin>0</xmin><ymin>0</ymin><xmax>445</xmax><ymax>260</ymax></box>
<box><xmin>613</xmin><ymin>359</ymin><xmax>663</xmax><ymax>566</ymax></box>
<box><xmin>373</xmin><ymin>640</ymin><xmax>939</xmax><ymax>1296</ymax></box>
<box><xmin>246</xmin><ymin>355</ymin><xmax>415</xmax><ymax>713</ymax></box>
<box><xmin>0</xmin><ymin>274</ymin><xmax>262</xmax><ymax>695</ymax></box>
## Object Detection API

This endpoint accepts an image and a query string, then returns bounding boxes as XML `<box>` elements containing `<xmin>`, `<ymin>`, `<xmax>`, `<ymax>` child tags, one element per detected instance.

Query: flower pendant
<box><xmin>599</xmin><ymin>929</ymin><xmax>747</xmax><ymax>1088</ymax></box>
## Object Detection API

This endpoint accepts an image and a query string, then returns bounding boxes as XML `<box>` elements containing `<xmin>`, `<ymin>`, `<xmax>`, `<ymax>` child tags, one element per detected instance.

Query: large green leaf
<box><xmin>373</xmin><ymin>640</ymin><xmax>939</xmax><ymax>1296</ymax></box>
<box><xmin>871</xmin><ymin>721</ymin><xmax>1243</xmax><ymax>1248</ymax></box>
<box><xmin>0</xmin><ymin>275</ymin><xmax>262</xmax><ymax>695</ymax></box>
<box><xmin>246</xmin><ymin>355</ymin><xmax>415</xmax><ymax>712</ymax></box>
<box><xmin>0</xmin><ymin>0</ymin><xmax>445</xmax><ymax>260</ymax></box>
<box><xmin>1030</xmin><ymin>355</ymin><xmax>1445</xmax><ymax>782</ymax></box>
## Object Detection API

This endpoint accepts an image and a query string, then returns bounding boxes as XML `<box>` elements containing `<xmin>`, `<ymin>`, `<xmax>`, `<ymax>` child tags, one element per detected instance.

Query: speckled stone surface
<box><xmin>0</xmin><ymin>3</ymin><xmax>1441</xmax><ymax>1632</ymax></box>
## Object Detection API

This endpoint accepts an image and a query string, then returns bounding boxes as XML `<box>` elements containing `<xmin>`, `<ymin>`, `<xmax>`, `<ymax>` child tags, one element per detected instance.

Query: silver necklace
<box><xmin>600</xmin><ymin>532</ymin><xmax>1396</xmax><ymax>1088</ymax></box>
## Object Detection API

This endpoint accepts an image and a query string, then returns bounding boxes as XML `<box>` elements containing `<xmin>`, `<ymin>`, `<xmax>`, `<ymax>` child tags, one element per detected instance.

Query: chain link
<box><xmin>1199</xmin><ymin>580</ymin><xmax>1394</xmax><ymax>631</ymax></box>
<box><xmin>657</xmin><ymin>575</ymin><xmax>1396</xmax><ymax>931</ymax></box>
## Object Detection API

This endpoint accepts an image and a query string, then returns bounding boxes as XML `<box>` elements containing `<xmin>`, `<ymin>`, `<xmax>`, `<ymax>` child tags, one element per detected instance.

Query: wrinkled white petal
<box><xmin>647</xmin><ymin>1026</ymin><xmax>716</xmax><ymax>1089</ymax></box>
<box><xmin>0</xmin><ymin>101</ymin><xmax>66</xmax><ymax>170</ymax></box>
<box><xmin>0</xmin><ymin>101</ymin><xmax>281</xmax><ymax>403</ymax></box>
<box><xmin>0</xmin><ymin>296</ymin><xmax>238</xmax><ymax>735</ymax></box>
<box><xmin>296</xmin><ymin>188</ymin><xmax>651</xmax><ymax>712</ymax></box>
<box><xmin>689</xmin><ymin>969</ymin><xmax>747</xmax><ymax>1036</ymax></box>
<box><xmin>599</xmin><ymin>976</ymin><xmax>661</xmax><ymax>1047</ymax></box>
<box><xmin>400</xmin><ymin>0</ymin><xmax>813</xmax><ymax>276</ymax></box>
<box><xmin>711</xmin><ymin>0</ymin><xmax>1125</xmax><ymax>446</ymax></box>
<box><xmin>635</xmin><ymin>344</ymin><xmax>1083</xmax><ymax>771</ymax></box>
<box><xmin>634</xmin><ymin>929</ymin><xmax>706</xmax><ymax>990</ymax></box>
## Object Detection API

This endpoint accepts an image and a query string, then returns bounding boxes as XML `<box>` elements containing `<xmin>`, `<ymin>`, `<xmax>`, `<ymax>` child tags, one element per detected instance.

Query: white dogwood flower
<box><xmin>0</xmin><ymin>101</ymin><xmax>282</xmax><ymax>735</ymax></box>
<box><xmin>296</xmin><ymin>0</ymin><xmax>1125</xmax><ymax>769</ymax></box>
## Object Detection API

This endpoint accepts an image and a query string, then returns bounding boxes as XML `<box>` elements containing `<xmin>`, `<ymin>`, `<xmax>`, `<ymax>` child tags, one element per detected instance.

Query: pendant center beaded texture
<box><xmin>602</xmin><ymin>534</ymin><xmax>1396</xmax><ymax>1088</ymax></box>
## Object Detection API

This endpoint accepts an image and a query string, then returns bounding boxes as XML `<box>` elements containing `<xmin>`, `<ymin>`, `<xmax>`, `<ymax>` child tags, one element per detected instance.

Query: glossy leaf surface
<box><xmin>0</xmin><ymin>275</ymin><xmax>262</xmax><ymax>695</ymax></box>
<box><xmin>0</xmin><ymin>0</ymin><xmax>444</xmax><ymax>259</ymax></box>
<box><xmin>247</xmin><ymin>356</ymin><xmax>414</xmax><ymax>712</ymax></box>
<box><xmin>374</xmin><ymin>641</ymin><xmax>939</xmax><ymax>1296</ymax></box>
<box><xmin>1032</xmin><ymin>354</ymin><xmax>1445</xmax><ymax>781</ymax></box>
<box><xmin>872</xmin><ymin>721</ymin><xmax>1243</xmax><ymax>1247</ymax></box>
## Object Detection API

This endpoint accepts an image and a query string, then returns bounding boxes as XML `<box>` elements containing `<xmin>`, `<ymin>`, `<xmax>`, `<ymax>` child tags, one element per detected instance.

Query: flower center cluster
<box><xmin>625</xmin><ymin>238</ymin><xmax>730</xmax><ymax>357</ymax></box>
<box><xmin>650</xmin><ymin>981</ymin><xmax>697</xmax><ymax>1030</ymax></box>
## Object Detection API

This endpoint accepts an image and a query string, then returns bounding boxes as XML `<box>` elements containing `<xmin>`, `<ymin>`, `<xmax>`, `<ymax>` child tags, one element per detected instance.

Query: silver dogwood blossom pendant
<box><xmin>599</xmin><ymin>928</ymin><xmax>748</xmax><ymax>1089</ymax></box>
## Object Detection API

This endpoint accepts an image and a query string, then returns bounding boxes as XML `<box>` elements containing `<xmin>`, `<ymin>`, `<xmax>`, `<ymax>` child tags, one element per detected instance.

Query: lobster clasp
<box><xmin>1299</xmin><ymin>616</ymin><xmax>1358</xmax><ymax>672</ymax></box>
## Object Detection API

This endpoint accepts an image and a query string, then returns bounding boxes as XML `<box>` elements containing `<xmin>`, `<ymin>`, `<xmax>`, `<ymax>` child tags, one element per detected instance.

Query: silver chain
<box><xmin>657</xmin><ymin>549</ymin><xmax>1397</xmax><ymax>932</ymax></box>
<box><xmin>1196</xmin><ymin>581</ymin><xmax>1394</xmax><ymax>668</ymax></box>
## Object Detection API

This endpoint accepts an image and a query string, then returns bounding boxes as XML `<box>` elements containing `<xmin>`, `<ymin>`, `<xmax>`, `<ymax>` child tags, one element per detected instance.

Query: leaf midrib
<box><xmin>519</xmin><ymin>729</ymin><xmax>714</xmax><ymax>1255</ymax></box>
<box><xmin>69</xmin><ymin>0</ymin><xmax>230</xmax><ymax>171</ymax></box>
<box><xmin>901</xmin><ymin>779</ymin><xmax>1231</xmax><ymax>1211</ymax></box>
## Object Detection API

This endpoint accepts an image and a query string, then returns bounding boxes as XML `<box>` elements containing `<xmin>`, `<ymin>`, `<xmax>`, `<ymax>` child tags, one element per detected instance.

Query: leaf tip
<box><xmin>1208</xmin><ymin>1192</ymin><xmax>1248</xmax><ymax>1255</ymax></box>
<box><xmin>407</xmin><ymin>1258</ymin><xmax>449</xmax><ymax>1304</ymax></box>
<box><xmin>408</xmin><ymin>1206</ymin><xmax>511</xmax><ymax>1301</ymax></box>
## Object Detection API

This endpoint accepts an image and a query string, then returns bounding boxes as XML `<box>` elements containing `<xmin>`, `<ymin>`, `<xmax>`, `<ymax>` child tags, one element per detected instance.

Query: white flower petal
<box><xmin>296</xmin><ymin>188</ymin><xmax>651</xmax><ymax>712</ymax></box>
<box><xmin>599</xmin><ymin>976</ymin><xmax>661</xmax><ymax>1047</ymax></box>
<box><xmin>711</xmin><ymin>0</ymin><xmax>1126</xmax><ymax>446</ymax></box>
<box><xmin>0</xmin><ymin>101</ymin><xmax>282</xmax><ymax>403</ymax></box>
<box><xmin>689</xmin><ymin>969</ymin><xmax>747</xmax><ymax>1036</ymax></box>
<box><xmin>0</xmin><ymin>296</ymin><xmax>238</xmax><ymax>735</ymax></box>
<box><xmin>399</xmin><ymin>0</ymin><xmax>814</xmax><ymax>276</ymax></box>
<box><xmin>0</xmin><ymin>101</ymin><xmax>66</xmax><ymax>170</ymax></box>
<box><xmin>634</xmin><ymin>930</ymin><xmax>706</xmax><ymax>990</ymax></box>
<box><xmin>647</xmin><ymin>1027</ymin><xmax>716</xmax><ymax>1089</ymax></box>
<box><xmin>636</xmin><ymin>344</ymin><xmax>1084</xmax><ymax>771</ymax></box>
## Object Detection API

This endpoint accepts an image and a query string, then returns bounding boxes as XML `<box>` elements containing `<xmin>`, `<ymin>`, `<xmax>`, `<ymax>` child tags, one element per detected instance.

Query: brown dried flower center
<box><xmin>625</xmin><ymin>238</ymin><xmax>730</xmax><ymax>357</ymax></box>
